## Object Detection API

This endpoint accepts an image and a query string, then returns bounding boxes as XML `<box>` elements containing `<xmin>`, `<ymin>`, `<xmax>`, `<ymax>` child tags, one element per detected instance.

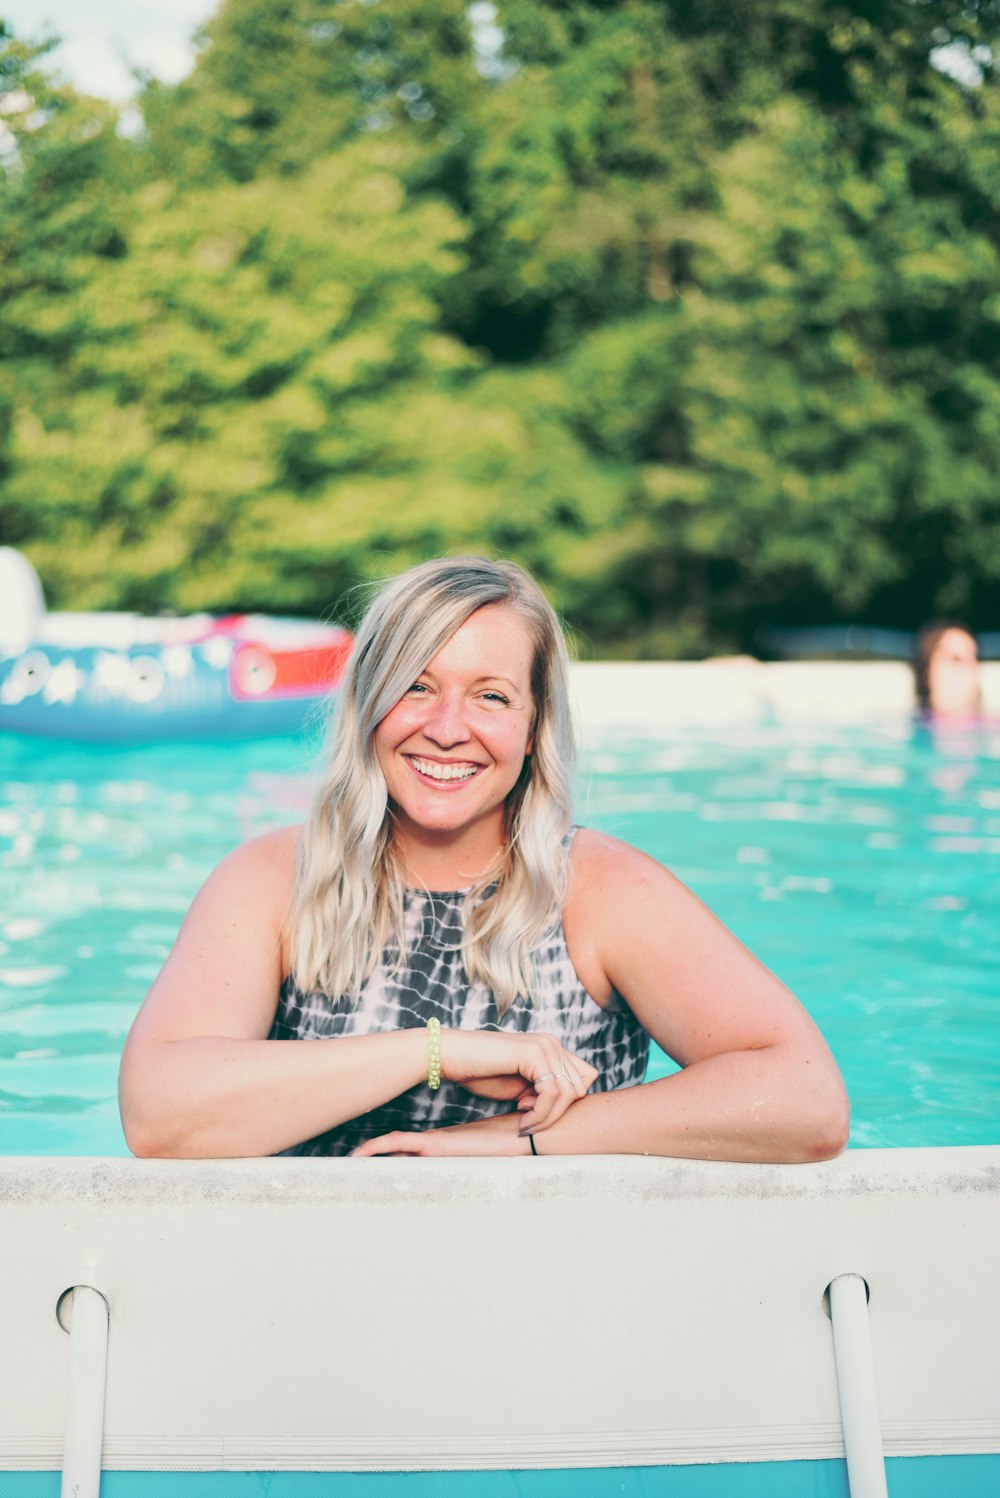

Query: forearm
<box><xmin>119</xmin><ymin>1029</ymin><xmax>428</xmax><ymax>1159</ymax></box>
<box><xmin>533</xmin><ymin>1047</ymin><xmax>850</xmax><ymax>1163</ymax></box>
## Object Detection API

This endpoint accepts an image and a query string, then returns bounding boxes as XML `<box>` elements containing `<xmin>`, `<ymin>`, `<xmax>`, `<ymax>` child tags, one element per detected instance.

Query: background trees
<box><xmin>2</xmin><ymin>0</ymin><xmax>999</xmax><ymax>653</ymax></box>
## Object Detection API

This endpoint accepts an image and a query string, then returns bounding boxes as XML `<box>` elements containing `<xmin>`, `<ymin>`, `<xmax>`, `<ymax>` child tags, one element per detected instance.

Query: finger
<box><xmin>556</xmin><ymin>1049</ymin><xmax>598</xmax><ymax>1097</ymax></box>
<box><xmin>522</xmin><ymin>1054</ymin><xmax>578</xmax><ymax>1131</ymax></box>
<box><xmin>522</xmin><ymin>1039</ymin><xmax>565</xmax><ymax>1128</ymax></box>
<box><xmin>461</xmin><ymin>1074</ymin><xmax>528</xmax><ymax>1102</ymax></box>
<box><xmin>549</xmin><ymin>1066</ymin><xmax>580</xmax><ymax>1120</ymax></box>
<box><xmin>541</xmin><ymin>1042</ymin><xmax>588</xmax><ymax>1117</ymax></box>
<box><xmin>518</xmin><ymin>1089</ymin><xmax>567</xmax><ymax>1134</ymax></box>
<box><xmin>351</xmin><ymin>1132</ymin><xmax>423</xmax><ymax>1157</ymax></box>
<box><xmin>530</xmin><ymin>1035</ymin><xmax>597</xmax><ymax>1101</ymax></box>
<box><xmin>553</xmin><ymin>1058</ymin><xmax>583</xmax><ymax>1098</ymax></box>
<box><xmin>350</xmin><ymin>1138</ymin><xmax>387</xmax><ymax>1156</ymax></box>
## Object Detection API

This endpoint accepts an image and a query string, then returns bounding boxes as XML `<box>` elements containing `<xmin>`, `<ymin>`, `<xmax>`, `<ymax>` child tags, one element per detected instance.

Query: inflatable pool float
<box><xmin>0</xmin><ymin>549</ymin><xmax>352</xmax><ymax>742</ymax></box>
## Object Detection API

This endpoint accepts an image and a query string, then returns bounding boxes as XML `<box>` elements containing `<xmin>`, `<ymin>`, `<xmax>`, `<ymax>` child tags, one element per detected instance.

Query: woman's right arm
<box><xmin>119</xmin><ymin>828</ymin><xmax>590</xmax><ymax>1158</ymax></box>
<box><xmin>119</xmin><ymin>828</ymin><xmax>427</xmax><ymax>1157</ymax></box>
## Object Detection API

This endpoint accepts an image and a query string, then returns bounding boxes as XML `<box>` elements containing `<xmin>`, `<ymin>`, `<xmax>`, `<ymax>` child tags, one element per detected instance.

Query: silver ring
<box><xmin>556</xmin><ymin>1067</ymin><xmax>572</xmax><ymax>1082</ymax></box>
<box><xmin>536</xmin><ymin>1072</ymin><xmax>556</xmax><ymax>1084</ymax></box>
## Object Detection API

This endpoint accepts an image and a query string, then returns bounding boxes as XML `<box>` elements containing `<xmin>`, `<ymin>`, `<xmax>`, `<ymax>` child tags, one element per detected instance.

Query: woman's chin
<box><xmin>391</xmin><ymin>799</ymin><xmax>505</xmax><ymax>849</ymax></box>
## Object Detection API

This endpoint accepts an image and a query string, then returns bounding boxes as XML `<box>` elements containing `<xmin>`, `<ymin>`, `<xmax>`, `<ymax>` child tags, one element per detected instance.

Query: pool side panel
<box><xmin>2</xmin><ymin>1151</ymin><xmax>998</xmax><ymax>1476</ymax></box>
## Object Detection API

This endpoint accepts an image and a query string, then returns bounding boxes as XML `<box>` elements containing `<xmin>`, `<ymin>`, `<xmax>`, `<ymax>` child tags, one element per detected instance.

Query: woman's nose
<box><xmin>423</xmin><ymin>693</ymin><xmax>470</xmax><ymax>746</ymax></box>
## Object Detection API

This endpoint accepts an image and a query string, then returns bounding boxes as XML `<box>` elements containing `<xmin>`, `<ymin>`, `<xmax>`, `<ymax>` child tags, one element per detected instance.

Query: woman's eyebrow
<box><xmin>414</xmin><ymin>671</ymin><xmax>523</xmax><ymax>690</ymax></box>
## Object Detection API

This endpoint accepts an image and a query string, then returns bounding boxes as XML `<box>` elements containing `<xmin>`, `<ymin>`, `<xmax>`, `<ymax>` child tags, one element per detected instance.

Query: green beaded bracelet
<box><xmin>426</xmin><ymin>1016</ymin><xmax>442</xmax><ymax>1091</ymax></box>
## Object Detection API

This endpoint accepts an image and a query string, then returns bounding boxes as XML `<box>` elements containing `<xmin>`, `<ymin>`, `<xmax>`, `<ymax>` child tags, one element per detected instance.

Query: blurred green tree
<box><xmin>0</xmin><ymin>24</ymin><xmax>135</xmax><ymax>546</ymax></box>
<box><xmin>141</xmin><ymin>0</ymin><xmax>479</xmax><ymax>183</ymax></box>
<box><xmin>1</xmin><ymin>1</ymin><xmax>999</xmax><ymax>651</ymax></box>
<box><xmin>1</xmin><ymin>6</ymin><xmax>481</xmax><ymax>613</ymax></box>
<box><xmin>451</xmin><ymin>0</ymin><xmax>1000</xmax><ymax>650</ymax></box>
<box><xmin>3</xmin><ymin>134</ymin><xmax>475</xmax><ymax>611</ymax></box>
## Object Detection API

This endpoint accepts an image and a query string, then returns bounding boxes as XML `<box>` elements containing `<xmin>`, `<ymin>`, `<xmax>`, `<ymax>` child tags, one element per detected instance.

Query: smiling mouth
<box><xmin>407</xmin><ymin>756</ymin><xmax>483</xmax><ymax>784</ymax></box>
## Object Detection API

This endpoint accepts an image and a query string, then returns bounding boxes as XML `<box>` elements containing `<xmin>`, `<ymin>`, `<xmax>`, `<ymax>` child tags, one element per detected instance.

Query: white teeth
<box><xmin>410</xmin><ymin>757</ymin><xmax>479</xmax><ymax>782</ymax></box>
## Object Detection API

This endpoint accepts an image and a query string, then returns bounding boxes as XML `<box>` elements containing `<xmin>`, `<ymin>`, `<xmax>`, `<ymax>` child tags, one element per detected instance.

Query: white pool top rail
<box><xmin>569</xmin><ymin>661</ymin><xmax>1000</xmax><ymax>729</ymax></box>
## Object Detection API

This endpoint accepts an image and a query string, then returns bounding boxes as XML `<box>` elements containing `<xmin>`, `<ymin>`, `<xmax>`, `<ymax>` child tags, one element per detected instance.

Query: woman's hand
<box><xmin>351</xmin><ymin>1112</ymin><xmax>530</xmax><ymax>1158</ymax></box>
<box><xmin>440</xmin><ymin>1028</ymin><xmax>597</xmax><ymax>1133</ymax></box>
<box><xmin>458</xmin><ymin>1076</ymin><xmax>538</xmax><ymax>1109</ymax></box>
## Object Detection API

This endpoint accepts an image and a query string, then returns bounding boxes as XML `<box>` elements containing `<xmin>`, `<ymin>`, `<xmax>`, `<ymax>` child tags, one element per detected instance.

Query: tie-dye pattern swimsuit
<box><xmin>270</xmin><ymin>881</ymin><xmax>651</xmax><ymax>1156</ymax></box>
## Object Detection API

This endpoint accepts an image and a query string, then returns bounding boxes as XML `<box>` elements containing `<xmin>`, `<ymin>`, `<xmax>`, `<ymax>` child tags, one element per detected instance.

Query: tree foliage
<box><xmin>2</xmin><ymin>1</ymin><xmax>999</xmax><ymax>653</ymax></box>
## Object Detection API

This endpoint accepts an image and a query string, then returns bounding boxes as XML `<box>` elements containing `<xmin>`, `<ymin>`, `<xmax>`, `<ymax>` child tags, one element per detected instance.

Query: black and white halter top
<box><xmin>270</xmin><ymin>882</ymin><xmax>650</xmax><ymax>1156</ymax></box>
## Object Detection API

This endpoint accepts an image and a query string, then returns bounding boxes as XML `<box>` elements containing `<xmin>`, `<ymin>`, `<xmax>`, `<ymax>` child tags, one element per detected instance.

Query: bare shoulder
<box><xmin>178</xmin><ymin>824</ymin><xmax>302</xmax><ymax>966</ymax></box>
<box><xmin>562</xmin><ymin>829</ymin><xmax>680</xmax><ymax>1007</ymax></box>
<box><xmin>566</xmin><ymin>826</ymin><xmax>832</xmax><ymax>1074</ymax></box>
<box><xmin>126</xmin><ymin>825</ymin><xmax>304</xmax><ymax>1047</ymax></box>
<box><xmin>213</xmin><ymin>824</ymin><xmax>301</xmax><ymax>893</ymax></box>
<box><xmin>567</xmin><ymin>827</ymin><xmax>678</xmax><ymax>906</ymax></box>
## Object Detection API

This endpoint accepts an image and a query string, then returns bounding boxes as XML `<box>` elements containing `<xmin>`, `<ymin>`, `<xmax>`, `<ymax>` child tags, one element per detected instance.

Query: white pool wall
<box><xmin>3</xmin><ymin>1148</ymin><xmax>999</xmax><ymax>1475</ymax></box>
<box><xmin>569</xmin><ymin>661</ymin><xmax>1000</xmax><ymax>729</ymax></box>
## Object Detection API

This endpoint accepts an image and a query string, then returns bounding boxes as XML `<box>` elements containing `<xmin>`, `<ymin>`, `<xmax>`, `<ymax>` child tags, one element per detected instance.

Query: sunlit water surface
<box><xmin>1</xmin><ymin>716</ymin><xmax>998</xmax><ymax>1153</ymax></box>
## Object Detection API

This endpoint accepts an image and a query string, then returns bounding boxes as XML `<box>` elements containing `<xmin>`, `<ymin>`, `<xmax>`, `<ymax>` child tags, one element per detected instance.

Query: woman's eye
<box><xmin>406</xmin><ymin>682</ymin><xmax>430</xmax><ymax>695</ymax></box>
<box><xmin>481</xmin><ymin>691</ymin><xmax>510</xmax><ymax>705</ymax></box>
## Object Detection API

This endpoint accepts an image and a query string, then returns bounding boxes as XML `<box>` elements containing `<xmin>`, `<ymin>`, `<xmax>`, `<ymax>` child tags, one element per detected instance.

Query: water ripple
<box><xmin>0</xmin><ymin>721</ymin><xmax>997</xmax><ymax>1154</ymax></box>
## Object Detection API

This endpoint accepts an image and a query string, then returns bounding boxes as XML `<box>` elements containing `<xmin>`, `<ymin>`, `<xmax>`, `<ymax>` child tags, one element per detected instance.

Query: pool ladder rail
<box><xmin>57</xmin><ymin>1272</ymin><xmax>889</xmax><ymax>1498</ymax></box>
<box><xmin>57</xmin><ymin>1286</ymin><xmax>109</xmax><ymax>1498</ymax></box>
<box><xmin>827</xmin><ymin>1274</ymin><xmax>889</xmax><ymax>1498</ymax></box>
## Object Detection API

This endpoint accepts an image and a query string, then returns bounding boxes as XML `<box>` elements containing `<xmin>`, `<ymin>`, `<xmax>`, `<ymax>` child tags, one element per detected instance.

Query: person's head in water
<box><xmin>913</xmin><ymin>621</ymin><xmax>981</xmax><ymax>717</ymax></box>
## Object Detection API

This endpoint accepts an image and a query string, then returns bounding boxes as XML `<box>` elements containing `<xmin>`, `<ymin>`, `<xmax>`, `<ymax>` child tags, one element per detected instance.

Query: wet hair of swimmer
<box><xmin>913</xmin><ymin>619</ymin><xmax>981</xmax><ymax>712</ymax></box>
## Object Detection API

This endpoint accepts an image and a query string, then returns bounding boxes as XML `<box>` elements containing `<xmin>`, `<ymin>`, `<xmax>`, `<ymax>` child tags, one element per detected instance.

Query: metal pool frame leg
<box><xmin>828</xmin><ymin>1273</ymin><xmax>888</xmax><ymax>1498</ymax></box>
<box><xmin>58</xmin><ymin>1285</ymin><xmax>109</xmax><ymax>1498</ymax></box>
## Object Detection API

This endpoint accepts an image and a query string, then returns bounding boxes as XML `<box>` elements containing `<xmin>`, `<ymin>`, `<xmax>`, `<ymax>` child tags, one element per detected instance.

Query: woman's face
<box><xmin>927</xmin><ymin>628</ymin><xmax>980</xmax><ymax>716</ymax></box>
<box><xmin>374</xmin><ymin>604</ymin><xmax>536</xmax><ymax>855</ymax></box>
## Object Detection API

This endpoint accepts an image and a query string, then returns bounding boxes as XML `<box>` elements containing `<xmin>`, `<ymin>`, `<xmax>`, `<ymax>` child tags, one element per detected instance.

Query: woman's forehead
<box><xmin>935</xmin><ymin>628</ymin><xmax>977</xmax><ymax>660</ymax></box>
<box><xmin>426</xmin><ymin>604</ymin><xmax>534</xmax><ymax>682</ymax></box>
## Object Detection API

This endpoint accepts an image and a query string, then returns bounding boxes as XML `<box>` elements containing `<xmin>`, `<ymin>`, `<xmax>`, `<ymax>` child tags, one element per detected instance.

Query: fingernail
<box><xmin>518</xmin><ymin>1126</ymin><xmax>535</xmax><ymax>1138</ymax></box>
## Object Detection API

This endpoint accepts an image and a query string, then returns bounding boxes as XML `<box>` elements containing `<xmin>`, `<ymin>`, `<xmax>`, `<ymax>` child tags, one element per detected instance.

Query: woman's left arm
<box><xmin>355</xmin><ymin>830</ymin><xmax>849</xmax><ymax>1162</ymax></box>
<box><xmin>536</xmin><ymin>829</ymin><xmax>850</xmax><ymax>1162</ymax></box>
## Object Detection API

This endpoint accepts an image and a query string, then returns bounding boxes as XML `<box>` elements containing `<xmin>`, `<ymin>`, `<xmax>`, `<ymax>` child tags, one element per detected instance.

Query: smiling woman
<box><xmin>118</xmin><ymin>556</ymin><xmax>849</xmax><ymax>1162</ymax></box>
<box><xmin>374</xmin><ymin>606</ymin><xmax>537</xmax><ymax>858</ymax></box>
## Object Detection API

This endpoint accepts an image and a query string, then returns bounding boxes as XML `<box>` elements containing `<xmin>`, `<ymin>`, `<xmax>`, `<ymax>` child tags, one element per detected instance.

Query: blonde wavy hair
<box><xmin>288</xmin><ymin>556</ymin><xmax>575</xmax><ymax>1014</ymax></box>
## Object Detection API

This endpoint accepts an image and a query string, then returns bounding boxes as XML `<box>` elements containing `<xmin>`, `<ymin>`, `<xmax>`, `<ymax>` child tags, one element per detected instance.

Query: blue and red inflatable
<box><xmin>0</xmin><ymin>550</ymin><xmax>352</xmax><ymax>742</ymax></box>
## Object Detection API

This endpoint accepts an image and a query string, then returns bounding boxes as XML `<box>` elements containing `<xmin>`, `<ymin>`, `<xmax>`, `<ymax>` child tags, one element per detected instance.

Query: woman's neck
<box><xmin>390</xmin><ymin>824</ymin><xmax>505</xmax><ymax>893</ymax></box>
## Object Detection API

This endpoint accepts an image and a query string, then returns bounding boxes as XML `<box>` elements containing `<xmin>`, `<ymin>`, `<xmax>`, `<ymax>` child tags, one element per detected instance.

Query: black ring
<box><xmin>528</xmin><ymin>1132</ymin><xmax>538</xmax><ymax>1157</ymax></box>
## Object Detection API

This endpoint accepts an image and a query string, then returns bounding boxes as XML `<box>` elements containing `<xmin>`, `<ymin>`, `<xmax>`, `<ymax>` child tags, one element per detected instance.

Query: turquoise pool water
<box><xmin>1</xmin><ymin>716</ymin><xmax>998</xmax><ymax>1154</ymax></box>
